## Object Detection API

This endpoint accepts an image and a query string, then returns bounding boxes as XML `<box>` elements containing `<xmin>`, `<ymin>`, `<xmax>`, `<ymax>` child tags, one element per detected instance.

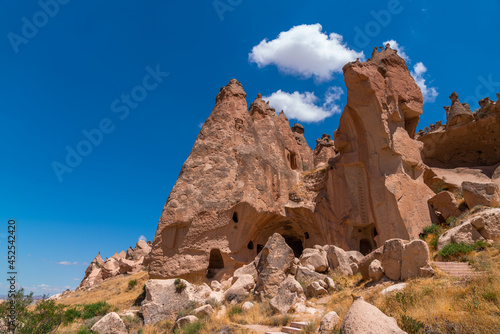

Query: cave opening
<box><xmin>283</xmin><ymin>235</ymin><xmax>303</xmax><ymax>257</ymax></box>
<box><xmin>359</xmin><ymin>239</ymin><xmax>373</xmax><ymax>255</ymax></box>
<box><xmin>207</xmin><ymin>248</ymin><xmax>224</xmax><ymax>278</ymax></box>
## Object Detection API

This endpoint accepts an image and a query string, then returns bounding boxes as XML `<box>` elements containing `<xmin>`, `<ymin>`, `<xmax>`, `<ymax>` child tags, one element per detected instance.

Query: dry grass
<box><xmin>56</xmin><ymin>271</ymin><xmax>149</xmax><ymax>310</ymax></box>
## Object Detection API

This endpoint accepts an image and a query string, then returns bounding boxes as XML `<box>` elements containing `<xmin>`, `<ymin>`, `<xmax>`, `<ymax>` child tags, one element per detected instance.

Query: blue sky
<box><xmin>0</xmin><ymin>0</ymin><xmax>499</xmax><ymax>295</ymax></box>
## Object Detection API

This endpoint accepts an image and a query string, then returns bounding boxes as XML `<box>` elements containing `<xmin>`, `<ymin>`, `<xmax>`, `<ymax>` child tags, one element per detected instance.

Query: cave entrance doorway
<box><xmin>206</xmin><ymin>248</ymin><xmax>224</xmax><ymax>278</ymax></box>
<box><xmin>283</xmin><ymin>235</ymin><xmax>303</xmax><ymax>257</ymax></box>
<box><xmin>359</xmin><ymin>239</ymin><xmax>372</xmax><ymax>256</ymax></box>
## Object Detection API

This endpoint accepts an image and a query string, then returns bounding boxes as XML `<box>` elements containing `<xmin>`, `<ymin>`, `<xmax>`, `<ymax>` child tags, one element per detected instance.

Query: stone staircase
<box><xmin>432</xmin><ymin>261</ymin><xmax>483</xmax><ymax>278</ymax></box>
<box><xmin>265</xmin><ymin>321</ymin><xmax>309</xmax><ymax>334</ymax></box>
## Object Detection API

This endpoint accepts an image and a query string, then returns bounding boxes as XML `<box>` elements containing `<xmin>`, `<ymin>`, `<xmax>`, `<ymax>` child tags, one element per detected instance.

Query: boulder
<box><xmin>141</xmin><ymin>279</ymin><xmax>212</xmax><ymax>325</ymax></box>
<box><xmin>324</xmin><ymin>245</ymin><xmax>353</xmax><ymax>276</ymax></box>
<box><xmin>428</xmin><ymin>191</ymin><xmax>461</xmax><ymax>220</ymax></box>
<box><xmin>381</xmin><ymin>239</ymin><xmax>405</xmax><ymax>281</ymax></box>
<box><xmin>296</xmin><ymin>266</ymin><xmax>327</xmax><ymax>283</ymax></box>
<box><xmin>254</xmin><ymin>234</ymin><xmax>295</xmax><ymax>298</ymax></box>
<box><xmin>340</xmin><ymin>297</ymin><xmax>406</xmax><ymax>334</ymax></box>
<box><xmin>224</xmin><ymin>274</ymin><xmax>255</xmax><ymax>302</ymax></box>
<box><xmin>401</xmin><ymin>240</ymin><xmax>433</xmax><ymax>280</ymax></box>
<box><xmin>346</xmin><ymin>250</ymin><xmax>364</xmax><ymax>264</ymax></box>
<box><xmin>462</xmin><ymin>181</ymin><xmax>500</xmax><ymax>208</ymax></box>
<box><xmin>470</xmin><ymin>208</ymin><xmax>500</xmax><ymax>240</ymax></box>
<box><xmin>318</xmin><ymin>311</ymin><xmax>341</xmax><ymax>334</ymax></box>
<box><xmin>233</xmin><ymin>261</ymin><xmax>258</xmax><ymax>282</ymax></box>
<box><xmin>381</xmin><ymin>283</ymin><xmax>407</xmax><ymax>296</ymax></box>
<box><xmin>368</xmin><ymin>260</ymin><xmax>384</xmax><ymax>282</ymax></box>
<box><xmin>437</xmin><ymin>222</ymin><xmax>485</xmax><ymax>250</ymax></box>
<box><xmin>174</xmin><ymin>315</ymin><xmax>199</xmax><ymax>330</ymax></box>
<box><xmin>324</xmin><ymin>277</ymin><xmax>336</xmax><ymax>290</ymax></box>
<box><xmin>242</xmin><ymin>301</ymin><xmax>254</xmax><ymax>311</ymax></box>
<box><xmin>359</xmin><ymin>247</ymin><xmax>384</xmax><ymax>281</ymax></box>
<box><xmin>269</xmin><ymin>275</ymin><xmax>305</xmax><ymax>314</ymax></box>
<box><xmin>210</xmin><ymin>280</ymin><xmax>222</xmax><ymax>292</ymax></box>
<box><xmin>193</xmin><ymin>304</ymin><xmax>214</xmax><ymax>318</ymax></box>
<box><xmin>299</xmin><ymin>248</ymin><xmax>329</xmax><ymax>273</ymax></box>
<box><xmin>305</xmin><ymin>281</ymin><xmax>328</xmax><ymax>298</ymax></box>
<box><xmin>91</xmin><ymin>312</ymin><xmax>127</xmax><ymax>334</ymax></box>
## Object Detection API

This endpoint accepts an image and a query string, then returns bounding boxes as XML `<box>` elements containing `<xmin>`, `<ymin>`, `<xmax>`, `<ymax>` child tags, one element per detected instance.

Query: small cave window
<box><xmin>256</xmin><ymin>244</ymin><xmax>264</xmax><ymax>255</ymax></box>
<box><xmin>373</xmin><ymin>227</ymin><xmax>378</xmax><ymax>237</ymax></box>
<box><xmin>290</xmin><ymin>152</ymin><xmax>298</xmax><ymax>170</ymax></box>
<box><xmin>359</xmin><ymin>239</ymin><xmax>373</xmax><ymax>256</ymax></box>
<box><xmin>304</xmin><ymin>232</ymin><xmax>310</xmax><ymax>240</ymax></box>
<box><xmin>247</xmin><ymin>241</ymin><xmax>254</xmax><ymax>250</ymax></box>
<box><xmin>232</xmin><ymin>212</ymin><xmax>238</xmax><ymax>223</ymax></box>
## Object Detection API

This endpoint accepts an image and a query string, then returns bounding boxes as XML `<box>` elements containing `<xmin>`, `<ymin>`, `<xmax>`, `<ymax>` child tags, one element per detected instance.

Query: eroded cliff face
<box><xmin>149</xmin><ymin>45</ymin><xmax>436</xmax><ymax>281</ymax></box>
<box><xmin>322</xmin><ymin>45</ymin><xmax>435</xmax><ymax>253</ymax></box>
<box><xmin>149</xmin><ymin>80</ymin><xmax>321</xmax><ymax>280</ymax></box>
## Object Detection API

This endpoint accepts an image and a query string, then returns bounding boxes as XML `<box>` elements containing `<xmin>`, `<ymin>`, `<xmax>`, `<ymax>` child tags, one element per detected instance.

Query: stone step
<box><xmin>282</xmin><ymin>326</ymin><xmax>302</xmax><ymax>334</ymax></box>
<box><xmin>290</xmin><ymin>321</ymin><xmax>309</xmax><ymax>329</ymax></box>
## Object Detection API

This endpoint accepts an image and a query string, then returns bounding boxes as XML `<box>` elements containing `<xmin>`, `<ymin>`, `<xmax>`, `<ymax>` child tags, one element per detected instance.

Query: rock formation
<box><xmin>149</xmin><ymin>44</ymin><xmax>438</xmax><ymax>281</ymax></box>
<box><xmin>78</xmin><ymin>240</ymin><xmax>152</xmax><ymax>290</ymax></box>
<box><xmin>419</xmin><ymin>92</ymin><xmax>500</xmax><ymax>168</ymax></box>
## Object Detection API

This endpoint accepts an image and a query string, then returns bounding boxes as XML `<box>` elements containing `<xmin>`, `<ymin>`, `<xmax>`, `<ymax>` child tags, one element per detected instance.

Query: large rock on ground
<box><xmin>299</xmin><ymin>247</ymin><xmax>329</xmax><ymax>273</ymax></box>
<box><xmin>462</xmin><ymin>181</ymin><xmax>500</xmax><ymax>208</ymax></box>
<box><xmin>224</xmin><ymin>274</ymin><xmax>255</xmax><ymax>302</ymax></box>
<box><xmin>141</xmin><ymin>279</ymin><xmax>212</xmax><ymax>325</ymax></box>
<box><xmin>428</xmin><ymin>191</ymin><xmax>461</xmax><ymax>220</ymax></box>
<box><xmin>401</xmin><ymin>240</ymin><xmax>433</xmax><ymax>280</ymax></box>
<box><xmin>381</xmin><ymin>239</ymin><xmax>405</xmax><ymax>281</ymax></box>
<box><xmin>295</xmin><ymin>266</ymin><xmax>327</xmax><ymax>283</ymax></box>
<box><xmin>254</xmin><ymin>233</ymin><xmax>295</xmax><ymax>298</ymax></box>
<box><xmin>369</xmin><ymin>260</ymin><xmax>384</xmax><ymax>282</ymax></box>
<box><xmin>91</xmin><ymin>312</ymin><xmax>127</xmax><ymax>334</ymax></box>
<box><xmin>340</xmin><ymin>297</ymin><xmax>407</xmax><ymax>334</ymax></box>
<box><xmin>470</xmin><ymin>208</ymin><xmax>500</xmax><ymax>240</ymax></box>
<box><xmin>269</xmin><ymin>275</ymin><xmax>305</xmax><ymax>314</ymax></box>
<box><xmin>319</xmin><ymin>311</ymin><xmax>341</xmax><ymax>334</ymax></box>
<box><xmin>324</xmin><ymin>245</ymin><xmax>353</xmax><ymax>276</ymax></box>
<box><xmin>437</xmin><ymin>222</ymin><xmax>485</xmax><ymax>251</ymax></box>
<box><xmin>359</xmin><ymin>247</ymin><xmax>384</xmax><ymax>280</ymax></box>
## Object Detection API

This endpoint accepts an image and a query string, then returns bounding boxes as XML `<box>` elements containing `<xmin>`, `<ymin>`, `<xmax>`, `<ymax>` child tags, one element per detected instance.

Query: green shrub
<box><xmin>64</xmin><ymin>307</ymin><xmax>81</xmax><ymax>324</ymax></box>
<box><xmin>128</xmin><ymin>279</ymin><xmax>138</xmax><ymax>290</ymax></box>
<box><xmin>228</xmin><ymin>305</ymin><xmax>243</xmax><ymax>320</ymax></box>
<box><xmin>77</xmin><ymin>326</ymin><xmax>93</xmax><ymax>334</ymax></box>
<box><xmin>483</xmin><ymin>292</ymin><xmax>497</xmax><ymax>303</ymax></box>
<box><xmin>400</xmin><ymin>315</ymin><xmax>425</xmax><ymax>333</ymax></box>
<box><xmin>175</xmin><ymin>278</ymin><xmax>187</xmax><ymax>293</ymax></box>
<box><xmin>446</xmin><ymin>216</ymin><xmax>457</xmax><ymax>227</ymax></box>
<box><xmin>82</xmin><ymin>301</ymin><xmax>112</xmax><ymax>319</ymax></box>
<box><xmin>438</xmin><ymin>241</ymin><xmax>488</xmax><ymax>259</ymax></box>
<box><xmin>176</xmin><ymin>319</ymin><xmax>204</xmax><ymax>334</ymax></box>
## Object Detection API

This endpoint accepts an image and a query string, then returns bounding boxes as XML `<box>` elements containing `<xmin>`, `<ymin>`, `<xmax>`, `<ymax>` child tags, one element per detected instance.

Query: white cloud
<box><xmin>138</xmin><ymin>235</ymin><xmax>147</xmax><ymax>242</ymax></box>
<box><xmin>250</xmin><ymin>24</ymin><xmax>364</xmax><ymax>82</ymax></box>
<box><xmin>73</xmin><ymin>278</ymin><xmax>80</xmax><ymax>281</ymax></box>
<box><xmin>382</xmin><ymin>39</ymin><xmax>409</xmax><ymax>61</ymax></box>
<box><xmin>411</xmin><ymin>62</ymin><xmax>439</xmax><ymax>103</ymax></box>
<box><xmin>57</xmin><ymin>261</ymin><xmax>78</xmax><ymax>265</ymax></box>
<box><xmin>263</xmin><ymin>87</ymin><xmax>343</xmax><ymax>123</ymax></box>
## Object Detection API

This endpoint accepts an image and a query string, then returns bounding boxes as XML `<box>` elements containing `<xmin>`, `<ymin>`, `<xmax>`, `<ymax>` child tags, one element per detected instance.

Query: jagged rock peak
<box><xmin>215</xmin><ymin>79</ymin><xmax>246</xmax><ymax>105</ymax></box>
<box><xmin>444</xmin><ymin>91</ymin><xmax>474</xmax><ymax>128</ymax></box>
<box><xmin>292</xmin><ymin>123</ymin><xmax>305</xmax><ymax>134</ymax></box>
<box><xmin>249</xmin><ymin>93</ymin><xmax>276</xmax><ymax>119</ymax></box>
<box><xmin>316</xmin><ymin>134</ymin><xmax>334</xmax><ymax>147</ymax></box>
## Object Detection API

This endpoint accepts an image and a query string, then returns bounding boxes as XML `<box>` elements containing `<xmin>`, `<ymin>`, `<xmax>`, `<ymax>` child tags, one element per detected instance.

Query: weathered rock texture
<box><xmin>419</xmin><ymin>92</ymin><xmax>500</xmax><ymax>168</ymax></box>
<box><xmin>150</xmin><ymin>45</ymin><xmax>437</xmax><ymax>280</ymax></box>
